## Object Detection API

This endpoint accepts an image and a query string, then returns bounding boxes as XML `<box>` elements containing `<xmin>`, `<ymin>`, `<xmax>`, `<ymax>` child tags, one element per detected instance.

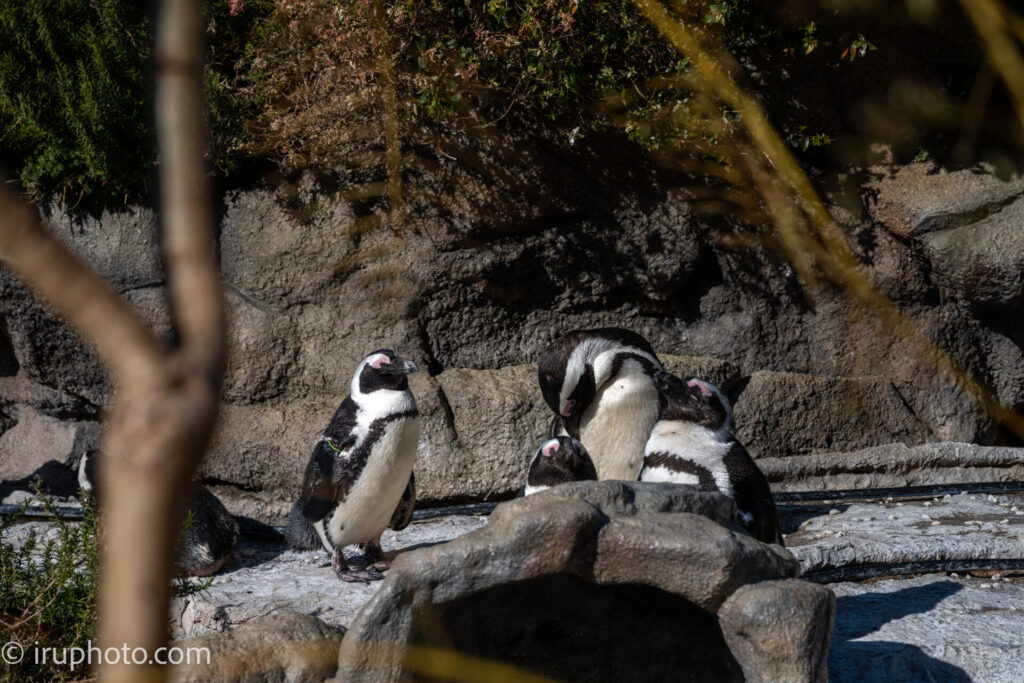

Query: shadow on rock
<box><xmin>0</xmin><ymin>460</ymin><xmax>79</xmax><ymax>501</ymax></box>
<box><xmin>830</xmin><ymin>580</ymin><xmax>970</xmax><ymax>682</ymax></box>
<box><xmin>777</xmin><ymin>503</ymin><xmax>850</xmax><ymax>535</ymax></box>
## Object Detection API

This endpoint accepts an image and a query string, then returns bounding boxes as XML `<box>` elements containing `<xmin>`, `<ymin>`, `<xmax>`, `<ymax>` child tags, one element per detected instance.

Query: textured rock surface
<box><xmin>733</xmin><ymin>372</ymin><xmax>930</xmax><ymax>457</ymax></box>
<box><xmin>0</xmin><ymin>404</ymin><xmax>98</xmax><ymax>481</ymax></box>
<box><xmin>719</xmin><ymin>580</ymin><xmax>835</xmax><ymax>683</ymax></box>
<box><xmin>170</xmin><ymin>513</ymin><xmax>488</xmax><ymax>637</ymax></box>
<box><xmin>170</xmin><ymin>611</ymin><xmax>344</xmax><ymax>683</ymax></box>
<box><xmin>921</xmin><ymin>194</ymin><xmax>1024</xmax><ymax>313</ymax></box>
<box><xmin>3</xmin><ymin>158</ymin><xmax>1024</xmax><ymax>510</ymax></box>
<box><xmin>782</xmin><ymin>493</ymin><xmax>1024</xmax><ymax>574</ymax></box>
<box><xmin>761</xmin><ymin>442</ymin><xmax>1024</xmax><ymax>491</ymax></box>
<box><xmin>830</xmin><ymin>573</ymin><xmax>1024</xmax><ymax>682</ymax></box>
<box><xmin>865</xmin><ymin>162</ymin><xmax>1024</xmax><ymax>238</ymax></box>
<box><xmin>336</xmin><ymin>481</ymin><xmax>807</xmax><ymax>682</ymax></box>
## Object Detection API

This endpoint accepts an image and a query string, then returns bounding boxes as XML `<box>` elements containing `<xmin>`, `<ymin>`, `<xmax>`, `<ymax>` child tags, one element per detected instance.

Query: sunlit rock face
<box><xmin>1</xmin><ymin>148</ymin><xmax>1023</xmax><ymax>515</ymax></box>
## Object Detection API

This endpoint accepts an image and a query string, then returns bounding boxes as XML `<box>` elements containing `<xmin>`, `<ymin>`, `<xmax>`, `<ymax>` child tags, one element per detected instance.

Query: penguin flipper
<box><xmin>389</xmin><ymin>472</ymin><xmax>416</xmax><ymax>531</ymax></box>
<box><xmin>298</xmin><ymin>438</ymin><xmax>353</xmax><ymax>522</ymax></box>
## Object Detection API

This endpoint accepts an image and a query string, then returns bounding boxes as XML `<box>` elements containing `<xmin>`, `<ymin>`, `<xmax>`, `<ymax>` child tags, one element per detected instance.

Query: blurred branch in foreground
<box><xmin>960</xmin><ymin>0</ymin><xmax>1024</xmax><ymax>134</ymax></box>
<box><xmin>632</xmin><ymin>0</ymin><xmax>1024</xmax><ymax>440</ymax></box>
<box><xmin>0</xmin><ymin>0</ymin><xmax>223</xmax><ymax>680</ymax></box>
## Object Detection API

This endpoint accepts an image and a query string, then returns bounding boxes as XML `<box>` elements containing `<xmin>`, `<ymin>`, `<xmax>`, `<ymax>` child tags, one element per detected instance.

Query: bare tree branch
<box><xmin>156</xmin><ymin>0</ymin><xmax>226</xmax><ymax>379</ymax></box>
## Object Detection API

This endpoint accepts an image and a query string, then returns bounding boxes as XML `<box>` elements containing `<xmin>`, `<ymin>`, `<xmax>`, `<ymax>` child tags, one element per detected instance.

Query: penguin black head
<box><xmin>354</xmin><ymin>350</ymin><xmax>419</xmax><ymax>395</ymax></box>
<box><xmin>524</xmin><ymin>436</ymin><xmax>598</xmax><ymax>495</ymax></box>
<box><xmin>655</xmin><ymin>371</ymin><xmax>733</xmax><ymax>436</ymax></box>
<box><xmin>538</xmin><ymin>328</ymin><xmax>660</xmax><ymax>436</ymax></box>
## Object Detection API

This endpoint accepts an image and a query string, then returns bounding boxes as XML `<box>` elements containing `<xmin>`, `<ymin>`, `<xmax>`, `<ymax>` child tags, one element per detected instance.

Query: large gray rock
<box><xmin>0</xmin><ymin>268</ymin><xmax>108</xmax><ymax>406</ymax></box>
<box><xmin>336</xmin><ymin>481</ymin><xmax>812</xmax><ymax>682</ymax></box>
<box><xmin>171</xmin><ymin>612</ymin><xmax>344</xmax><ymax>683</ymax></box>
<box><xmin>734</xmin><ymin>371</ymin><xmax>931</xmax><ymax>458</ymax></box>
<box><xmin>44</xmin><ymin>201</ymin><xmax>163</xmax><ymax>288</ymax></box>
<box><xmin>719</xmin><ymin>580</ymin><xmax>835</xmax><ymax>683</ymax></box>
<box><xmin>2</xmin><ymin>151</ymin><xmax>1021</xmax><ymax>513</ymax></box>
<box><xmin>866</xmin><ymin>162</ymin><xmax>1024</xmax><ymax>238</ymax></box>
<box><xmin>921</xmin><ymin>194</ymin><xmax>1024</xmax><ymax>312</ymax></box>
<box><xmin>0</xmin><ymin>404</ymin><xmax>98</xmax><ymax>482</ymax></box>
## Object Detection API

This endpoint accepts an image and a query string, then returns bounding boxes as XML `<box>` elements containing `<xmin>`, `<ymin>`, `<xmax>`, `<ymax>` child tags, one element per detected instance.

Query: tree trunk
<box><xmin>0</xmin><ymin>0</ymin><xmax>222</xmax><ymax>680</ymax></box>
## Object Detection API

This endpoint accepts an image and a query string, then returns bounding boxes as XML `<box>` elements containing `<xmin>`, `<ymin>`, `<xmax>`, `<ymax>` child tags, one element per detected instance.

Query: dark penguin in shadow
<box><xmin>639</xmin><ymin>372</ymin><xmax>783</xmax><ymax>545</ymax></box>
<box><xmin>284</xmin><ymin>350</ymin><xmax>420</xmax><ymax>583</ymax></box>
<box><xmin>79</xmin><ymin>449</ymin><xmax>240</xmax><ymax>575</ymax></box>
<box><xmin>523</xmin><ymin>436</ymin><xmax>598</xmax><ymax>496</ymax></box>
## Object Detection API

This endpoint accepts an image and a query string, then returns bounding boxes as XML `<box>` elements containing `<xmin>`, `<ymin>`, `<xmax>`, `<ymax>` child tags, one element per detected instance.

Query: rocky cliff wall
<box><xmin>1</xmin><ymin>136</ymin><xmax>1022</xmax><ymax>521</ymax></box>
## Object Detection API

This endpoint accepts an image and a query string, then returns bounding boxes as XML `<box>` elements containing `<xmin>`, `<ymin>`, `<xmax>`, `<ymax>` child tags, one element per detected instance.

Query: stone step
<box><xmin>761</xmin><ymin>442</ymin><xmax>1024</xmax><ymax>493</ymax></box>
<box><xmin>781</xmin><ymin>492</ymin><xmax>1024</xmax><ymax>575</ymax></box>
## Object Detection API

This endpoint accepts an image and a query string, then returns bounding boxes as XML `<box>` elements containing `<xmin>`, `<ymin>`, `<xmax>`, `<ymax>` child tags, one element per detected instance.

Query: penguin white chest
<box><xmin>580</xmin><ymin>372</ymin><xmax>659</xmax><ymax>480</ymax></box>
<box><xmin>325</xmin><ymin>416</ymin><xmax>420</xmax><ymax>548</ymax></box>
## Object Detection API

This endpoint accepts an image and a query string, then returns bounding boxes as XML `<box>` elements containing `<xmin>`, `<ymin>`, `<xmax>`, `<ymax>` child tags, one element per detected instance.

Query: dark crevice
<box><xmin>415</xmin><ymin>318</ymin><xmax>445</xmax><ymax>376</ymax></box>
<box><xmin>434</xmin><ymin>385</ymin><xmax>459</xmax><ymax>445</ymax></box>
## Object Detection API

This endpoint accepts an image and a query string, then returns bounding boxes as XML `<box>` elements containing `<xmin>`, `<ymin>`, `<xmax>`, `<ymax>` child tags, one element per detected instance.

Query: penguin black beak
<box><xmin>389</xmin><ymin>358</ymin><xmax>419</xmax><ymax>375</ymax></box>
<box><xmin>562</xmin><ymin>412</ymin><xmax>581</xmax><ymax>438</ymax></box>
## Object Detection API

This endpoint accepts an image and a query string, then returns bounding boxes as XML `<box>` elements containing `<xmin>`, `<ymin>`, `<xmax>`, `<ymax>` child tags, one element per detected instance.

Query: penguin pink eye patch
<box><xmin>542</xmin><ymin>441</ymin><xmax>560</xmax><ymax>457</ymax></box>
<box><xmin>370</xmin><ymin>355</ymin><xmax>391</xmax><ymax>368</ymax></box>
<box><xmin>687</xmin><ymin>379</ymin><xmax>713</xmax><ymax>397</ymax></box>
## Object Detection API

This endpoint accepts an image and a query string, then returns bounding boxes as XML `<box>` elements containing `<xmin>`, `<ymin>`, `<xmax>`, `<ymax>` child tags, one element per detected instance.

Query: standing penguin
<box><xmin>639</xmin><ymin>372</ymin><xmax>783</xmax><ymax>545</ymax></box>
<box><xmin>286</xmin><ymin>350</ymin><xmax>420</xmax><ymax>582</ymax></box>
<box><xmin>78</xmin><ymin>450</ymin><xmax>240</xmax><ymax>576</ymax></box>
<box><xmin>537</xmin><ymin>328</ymin><xmax>663</xmax><ymax>480</ymax></box>
<box><xmin>523</xmin><ymin>436</ymin><xmax>598</xmax><ymax>496</ymax></box>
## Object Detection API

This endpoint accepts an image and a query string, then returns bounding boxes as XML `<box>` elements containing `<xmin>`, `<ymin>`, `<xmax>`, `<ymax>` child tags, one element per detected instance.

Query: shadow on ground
<box><xmin>830</xmin><ymin>580</ymin><xmax>970</xmax><ymax>682</ymax></box>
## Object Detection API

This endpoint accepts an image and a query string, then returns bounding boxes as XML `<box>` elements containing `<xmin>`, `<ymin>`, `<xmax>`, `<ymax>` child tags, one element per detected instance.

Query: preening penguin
<box><xmin>524</xmin><ymin>437</ymin><xmax>598</xmax><ymax>496</ymax></box>
<box><xmin>639</xmin><ymin>372</ymin><xmax>783</xmax><ymax>545</ymax></box>
<box><xmin>78</xmin><ymin>450</ymin><xmax>240</xmax><ymax>576</ymax></box>
<box><xmin>538</xmin><ymin>328</ymin><xmax>663</xmax><ymax>481</ymax></box>
<box><xmin>287</xmin><ymin>350</ymin><xmax>420</xmax><ymax>582</ymax></box>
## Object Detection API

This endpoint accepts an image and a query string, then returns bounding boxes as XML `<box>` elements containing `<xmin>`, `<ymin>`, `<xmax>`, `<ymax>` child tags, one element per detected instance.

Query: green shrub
<box><xmin>0</xmin><ymin>0</ymin><xmax>153</xmax><ymax>201</ymax></box>
<box><xmin>0</xmin><ymin>493</ymin><xmax>98</xmax><ymax>682</ymax></box>
<box><xmin>0</xmin><ymin>488</ymin><xmax>211</xmax><ymax>681</ymax></box>
<box><xmin>0</xmin><ymin>0</ymin><xmax>270</xmax><ymax>203</ymax></box>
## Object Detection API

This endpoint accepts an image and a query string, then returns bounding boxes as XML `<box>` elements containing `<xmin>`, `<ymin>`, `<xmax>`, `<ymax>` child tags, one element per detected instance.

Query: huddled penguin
<box><xmin>537</xmin><ymin>328</ymin><xmax>663</xmax><ymax>480</ymax></box>
<box><xmin>78</xmin><ymin>449</ymin><xmax>240</xmax><ymax>576</ymax></box>
<box><xmin>284</xmin><ymin>350</ymin><xmax>420</xmax><ymax>582</ymax></box>
<box><xmin>523</xmin><ymin>436</ymin><xmax>598</xmax><ymax>496</ymax></box>
<box><xmin>639</xmin><ymin>372</ymin><xmax>783</xmax><ymax>545</ymax></box>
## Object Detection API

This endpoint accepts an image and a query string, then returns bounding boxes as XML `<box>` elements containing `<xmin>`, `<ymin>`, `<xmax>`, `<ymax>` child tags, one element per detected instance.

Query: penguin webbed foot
<box><xmin>360</xmin><ymin>539</ymin><xmax>390</xmax><ymax>572</ymax></box>
<box><xmin>332</xmin><ymin>550</ymin><xmax>384</xmax><ymax>583</ymax></box>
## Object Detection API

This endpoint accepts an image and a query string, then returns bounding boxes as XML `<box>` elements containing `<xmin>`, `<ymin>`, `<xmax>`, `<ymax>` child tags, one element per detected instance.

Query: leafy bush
<box><xmin>0</xmin><ymin>0</ymin><xmax>270</xmax><ymax>202</ymax></box>
<box><xmin>0</xmin><ymin>1</ymin><xmax>152</xmax><ymax>201</ymax></box>
<box><xmin>237</xmin><ymin>0</ymin><xmax>698</xmax><ymax>170</ymax></box>
<box><xmin>0</xmin><ymin>488</ymin><xmax>211</xmax><ymax>681</ymax></box>
<box><xmin>0</xmin><ymin>493</ymin><xmax>98</xmax><ymax>681</ymax></box>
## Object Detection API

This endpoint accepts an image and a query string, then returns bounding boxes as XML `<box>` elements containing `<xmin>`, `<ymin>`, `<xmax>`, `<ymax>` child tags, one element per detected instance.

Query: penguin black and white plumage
<box><xmin>537</xmin><ymin>328</ymin><xmax>663</xmax><ymax>481</ymax></box>
<box><xmin>286</xmin><ymin>350</ymin><xmax>420</xmax><ymax>582</ymax></box>
<box><xmin>639</xmin><ymin>372</ymin><xmax>783</xmax><ymax>546</ymax></box>
<box><xmin>78</xmin><ymin>450</ymin><xmax>240</xmax><ymax>576</ymax></box>
<box><xmin>523</xmin><ymin>437</ymin><xmax>598</xmax><ymax>496</ymax></box>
